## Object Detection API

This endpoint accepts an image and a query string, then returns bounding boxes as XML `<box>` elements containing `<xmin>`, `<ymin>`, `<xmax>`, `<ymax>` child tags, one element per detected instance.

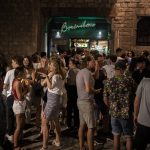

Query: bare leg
<box><xmin>113</xmin><ymin>134</ymin><xmax>121</xmax><ymax>150</ymax></box>
<box><xmin>14</xmin><ymin>114</ymin><xmax>25</xmax><ymax>149</ymax></box>
<box><xmin>87</xmin><ymin>128</ymin><xmax>94</xmax><ymax>150</ymax></box>
<box><xmin>126</xmin><ymin>137</ymin><xmax>133</xmax><ymax>150</ymax></box>
<box><xmin>53</xmin><ymin>118</ymin><xmax>61</xmax><ymax>144</ymax></box>
<box><xmin>42</xmin><ymin>117</ymin><xmax>49</xmax><ymax>148</ymax></box>
<box><xmin>78</xmin><ymin>123</ymin><xmax>86</xmax><ymax>150</ymax></box>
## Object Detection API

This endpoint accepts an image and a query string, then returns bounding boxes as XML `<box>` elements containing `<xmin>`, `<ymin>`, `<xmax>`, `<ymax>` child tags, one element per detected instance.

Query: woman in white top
<box><xmin>40</xmin><ymin>58</ymin><xmax>64</xmax><ymax>150</ymax></box>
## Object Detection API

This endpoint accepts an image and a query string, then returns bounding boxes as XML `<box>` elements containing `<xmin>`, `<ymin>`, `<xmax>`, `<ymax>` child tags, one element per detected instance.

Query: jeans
<box><xmin>111</xmin><ymin>117</ymin><xmax>133</xmax><ymax>137</ymax></box>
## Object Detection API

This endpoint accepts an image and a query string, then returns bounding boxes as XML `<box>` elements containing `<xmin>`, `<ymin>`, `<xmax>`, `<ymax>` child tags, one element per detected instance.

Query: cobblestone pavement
<box><xmin>21</xmin><ymin>120</ymin><xmax>150</xmax><ymax>150</ymax></box>
<box><xmin>20</xmin><ymin>109</ymin><xmax>127</xmax><ymax>150</ymax></box>
<box><xmin>22</xmin><ymin>123</ymin><xmax>122</xmax><ymax>150</ymax></box>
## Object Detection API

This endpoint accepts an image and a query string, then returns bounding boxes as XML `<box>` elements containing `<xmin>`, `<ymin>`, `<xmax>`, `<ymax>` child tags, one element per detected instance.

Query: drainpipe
<box><xmin>44</xmin><ymin>18</ymin><xmax>52</xmax><ymax>57</ymax></box>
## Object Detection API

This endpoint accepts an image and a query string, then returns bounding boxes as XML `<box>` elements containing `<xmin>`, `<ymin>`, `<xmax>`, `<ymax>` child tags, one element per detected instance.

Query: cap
<box><xmin>115</xmin><ymin>61</ymin><xmax>126</xmax><ymax>70</ymax></box>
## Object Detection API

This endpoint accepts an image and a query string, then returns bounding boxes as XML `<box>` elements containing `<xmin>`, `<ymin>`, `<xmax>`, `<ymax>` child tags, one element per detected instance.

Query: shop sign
<box><xmin>61</xmin><ymin>20</ymin><xmax>96</xmax><ymax>33</ymax></box>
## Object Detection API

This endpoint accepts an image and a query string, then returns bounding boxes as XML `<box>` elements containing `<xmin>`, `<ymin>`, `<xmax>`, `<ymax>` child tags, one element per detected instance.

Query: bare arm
<box><xmin>3</xmin><ymin>84</ymin><xmax>8</xmax><ymax>96</ymax></box>
<box><xmin>45</xmin><ymin>76</ymin><xmax>53</xmax><ymax>89</ymax></box>
<box><xmin>41</xmin><ymin>73</ymin><xmax>54</xmax><ymax>89</ymax></box>
<box><xmin>41</xmin><ymin>77</ymin><xmax>47</xmax><ymax>87</ymax></box>
<box><xmin>103</xmin><ymin>96</ymin><xmax>110</xmax><ymax>107</ymax></box>
<box><xmin>85</xmin><ymin>82</ymin><xmax>101</xmax><ymax>94</ymax></box>
<box><xmin>85</xmin><ymin>82</ymin><xmax>93</xmax><ymax>93</ymax></box>
<box><xmin>134</xmin><ymin>96</ymin><xmax>140</xmax><ymax>126</ymax></box>
<box><xmin>15</xmin><ymin>81</ymin><xmax>24</xmax><ymax>100</ymax></box>
<box><xmin>94</xmin><ymin>60</ymin><xmax>100</xmax><ymax>80</ymax></box>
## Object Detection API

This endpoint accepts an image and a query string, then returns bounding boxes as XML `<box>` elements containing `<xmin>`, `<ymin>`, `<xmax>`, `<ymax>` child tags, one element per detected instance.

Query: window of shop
<box><xmin>136</xmin><ymin>16</ymin><xmax>150</xmax><ymax>46</ymax></box>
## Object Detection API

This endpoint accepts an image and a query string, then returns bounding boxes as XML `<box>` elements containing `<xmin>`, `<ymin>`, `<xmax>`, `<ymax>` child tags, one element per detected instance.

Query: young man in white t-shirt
<box><xmin>134</xmin><ymin>66</ymin><xmax>150</xmax><ymax>150</ymax></box>
<box><xmin>103</xmin><ymin>55</ymin><xmax>117</xmax><ymax>79</ymax></box>
<box><xmin>3</xmin><ymin>56</ymin><xmax>23</xmax><ymax>142</ymax></box>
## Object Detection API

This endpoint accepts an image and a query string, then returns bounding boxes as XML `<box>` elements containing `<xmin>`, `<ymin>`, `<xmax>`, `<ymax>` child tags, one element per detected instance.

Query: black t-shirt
<box><xmin>94</xmin><ymin>69</ymin><xmax>106</xmax><ymax>100</ymax></box>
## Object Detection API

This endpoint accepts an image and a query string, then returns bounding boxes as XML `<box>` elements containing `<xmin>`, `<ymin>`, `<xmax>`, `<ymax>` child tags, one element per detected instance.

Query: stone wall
<box><xmin>112</xmin><ymin>0</ymin><xmax>150</xmax><ymax>53</ymax></box>
<box><xmin>0</xmin><ymin>0</ymin><xmax>40</xmax><ymax>57</ymax></box>
<box><xmin>0</xmin><ymin>0</ymin><xmax>115</xmax><ymax>57</ymax></box>
<box><xmin>41</xmin><ymin>0</ymin><xmax>115</xmax><ymax>16</ymax></box>
<box><xmin>1</xmin><ymin>0</ymin><xmax>150</xmax><ymax>56</ymax></box>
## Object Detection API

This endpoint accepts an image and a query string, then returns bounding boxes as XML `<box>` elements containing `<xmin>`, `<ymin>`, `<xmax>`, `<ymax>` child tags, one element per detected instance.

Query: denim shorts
<box><xmin>111</xmin><ymin>117</ymin><xmax>133</xmax><ymax>137</ymax></box>
<box><xmin>13</xmin><ymin>100</ymin><xmax>26</xmax><ymax>115</ymax></box>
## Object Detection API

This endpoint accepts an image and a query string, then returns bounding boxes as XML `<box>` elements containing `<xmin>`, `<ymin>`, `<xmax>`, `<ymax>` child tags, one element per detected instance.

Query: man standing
<box><xmin>134</xmin><ymin>66</ymin><xmax>150</xmax><ymax>150</ymax></box>
<box><xmin>103</xmin><ymin>54</ymin><xmax>117</xmax><ymax>79</ymax></box>
<box><xmin>3</xmin><ymin>56</ymin><xmax>23</xmax><ymax>142</ymax></box>
<box><xmin>103</xmin><ymin>61</ymin><xmax>136</xmax><ymax>150</ymax></box>
<box><xmin>116</xmin><ymin>48</ymin><xmax>124</xmax><ymax>62</ymax></box>
<box><xmin>76</xmin><ymin>56</ymin><xmax>100</xmax><ymax>150</ymax></box>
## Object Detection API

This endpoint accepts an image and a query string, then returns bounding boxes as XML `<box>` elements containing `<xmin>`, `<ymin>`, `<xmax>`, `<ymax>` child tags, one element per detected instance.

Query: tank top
<box><xmin>12</xmin><ymin>79</ymin><xmax>23</xmax><ymax>101</ymax></box>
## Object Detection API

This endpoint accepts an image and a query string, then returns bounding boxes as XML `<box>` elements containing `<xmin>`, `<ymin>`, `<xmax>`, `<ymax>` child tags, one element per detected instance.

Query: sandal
<box><xmin>40</xmin><ymin>147</ymin><xmax>48</xmax><ymax>150</ymax></box>
<box><xmin>52</xmin><ymin>139</ymin><xmax>61</xmax><ymax>147</ymax></box>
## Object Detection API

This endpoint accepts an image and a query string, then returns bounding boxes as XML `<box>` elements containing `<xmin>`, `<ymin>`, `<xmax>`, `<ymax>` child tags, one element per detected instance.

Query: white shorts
<box><xmin>13</xmin><ymin>100</ymin><xmax>26</xmax><ymax>115</ymax></box>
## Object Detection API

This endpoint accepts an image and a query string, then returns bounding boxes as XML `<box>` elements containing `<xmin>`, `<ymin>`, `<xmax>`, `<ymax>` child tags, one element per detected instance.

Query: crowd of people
<box><xmin>0</xmin><ymin>48</ymin><xmax>150</xmax><ymax>150</ymax></box>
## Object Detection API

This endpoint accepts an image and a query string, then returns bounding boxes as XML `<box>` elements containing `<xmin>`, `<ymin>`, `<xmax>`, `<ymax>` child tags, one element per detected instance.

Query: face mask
<box><xmin>33</xmin><ymin>63</ymin><xmax>41</xmax><ymax>69</ymax></box>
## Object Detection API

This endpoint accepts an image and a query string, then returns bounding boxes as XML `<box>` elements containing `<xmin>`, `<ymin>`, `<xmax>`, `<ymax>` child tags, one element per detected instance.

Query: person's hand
<box><xmin>38</xmin><ymin>72</ymin><xmax>47</xmax><ymax>78</ymax></box>
<box><xmin>31</xmin><ymin>70</ymin><xmax>36</xmax><ymax>81</ymax></box>
<box><xmin>134</xmin><ymin>116</ymin><xmax>138</xmax><ymax>128</ymax></box>
<box><xmin>48</xmin><ymin>72</ymin><xmax>55</xmax><ymax>78</ymax></box>
<box><xmin>41</xmin><ymin>111</ymin><xmax>46</xmax><ymax>119</ymax></box>
<box><xmin>95</xmin><ymin>60</ymin><xmax>99</xmax><ymax>71</ymax></box>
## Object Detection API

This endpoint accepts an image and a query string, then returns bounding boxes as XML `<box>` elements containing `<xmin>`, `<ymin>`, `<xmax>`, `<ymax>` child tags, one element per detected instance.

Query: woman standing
<box><xmin>12</xmin><ymin>67</ymin><xmax>29</xmax><ymax>150</ymax></box>
<box><xmin>40</xmin><ymin>58</ymin><xmax>64</xmax><ymax>150</ymax></box>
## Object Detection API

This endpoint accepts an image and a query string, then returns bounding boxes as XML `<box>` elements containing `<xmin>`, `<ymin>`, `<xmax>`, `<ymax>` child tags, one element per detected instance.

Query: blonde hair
<box><xmin>49</xmin><ymin>58</ymin><xmax>65</xmax><ymax>79</ymax></box>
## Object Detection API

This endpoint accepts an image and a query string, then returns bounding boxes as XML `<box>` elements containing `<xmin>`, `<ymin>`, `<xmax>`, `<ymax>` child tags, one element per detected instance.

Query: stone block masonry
<box><xmin>0</xmin><ymin>0</ymin><xmax>150</xmax><ymax>57</ymax></box>
<box><xmin>0</xmin><ymin>0</ymin><xmax>40</xmax><ymax>57</ymax></box>
<box><xmin>112</xmin><ymin>0</ymin><xmax>150</xmax><ymax>52</ymax></box>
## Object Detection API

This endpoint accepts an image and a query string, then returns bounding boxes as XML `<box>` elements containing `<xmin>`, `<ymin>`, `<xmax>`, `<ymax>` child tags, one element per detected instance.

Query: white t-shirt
<box><xmin>48</xmin><ymin>74</ymin><xmax>64</xmax><ymax>95</ymax></box>
<box><xmin>103</xmin><ymin>64</ymin><xmax>115</xmax><ymax>79</ymax></box>
<box><xmin>3</xmin><ymin>69</ymin><xmax>15</xmax><ymax>97</ymax></box>
<box><xmin>136</xmin><ymin>78</ymin><xmax>150</xmax><ymax>127</ymax></box>
<box><xmin>76</xmin><ymin>68</ymin><xmax>95</xmax><ymax>101</ymax></box>
<box><xmin>117</xmin><ymin>57</ymin><xmax>124</xmax><ymax>62</ymax></box>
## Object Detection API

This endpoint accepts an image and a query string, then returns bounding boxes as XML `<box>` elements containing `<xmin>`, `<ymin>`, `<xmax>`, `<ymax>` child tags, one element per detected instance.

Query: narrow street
<box><xmin>22</xmin><ymin>116</ymin><xmax>120</xmax><ymax>150</ymax></box>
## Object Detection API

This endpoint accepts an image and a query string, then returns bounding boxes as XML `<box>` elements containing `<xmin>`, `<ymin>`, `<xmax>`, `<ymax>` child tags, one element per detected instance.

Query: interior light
<box><xmin>98</xmin><ymin>31</ymin><xmax>102</xmax><ymax>36</ymax></box>
<box><xmin>56</xmin><ymin>31</ymin><xmax>61</xmax><ymax>38</ymax></box>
